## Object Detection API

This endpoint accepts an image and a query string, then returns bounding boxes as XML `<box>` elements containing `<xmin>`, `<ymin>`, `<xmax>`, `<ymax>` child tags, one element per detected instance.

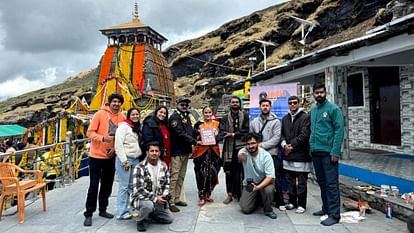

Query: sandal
<box><xmin>199</xmin><ymin>198</ymin><xmax>206</xmax><ymax>206</ymax></box>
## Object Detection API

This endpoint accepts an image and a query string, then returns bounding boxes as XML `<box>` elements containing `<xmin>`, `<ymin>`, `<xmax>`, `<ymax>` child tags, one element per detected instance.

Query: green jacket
<box><xmin>310</xmin><ymin>100</ymin><xmax>344</xmax><ymax>157</ymax></box>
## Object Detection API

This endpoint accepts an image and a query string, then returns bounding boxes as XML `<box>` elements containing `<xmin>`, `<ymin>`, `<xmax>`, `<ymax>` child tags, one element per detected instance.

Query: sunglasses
<box><xmin>179</xmin><ymin>103</ymin><xmax>188</xmax><ymax>107</ymax></box>
<box><xmin>288</xmin><ymin>101</ymin><xmax>298</xmax><ymax>105</ymax></box>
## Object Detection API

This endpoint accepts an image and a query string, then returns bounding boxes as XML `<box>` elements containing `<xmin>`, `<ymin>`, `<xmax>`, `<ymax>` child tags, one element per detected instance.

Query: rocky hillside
<box><xmin>0</xmin><ymin>69</ymin><xmax>96</xmax><ymax>127</ymax></box>
<box><xmin>166</xmin><ymin>0</ymin><xmax>413</xmax><ymax>107</ymax></box>
<box><xmin>0</xmin><ymin>0</ymin><xmax>413</xmax><ymax>126</ymax></box>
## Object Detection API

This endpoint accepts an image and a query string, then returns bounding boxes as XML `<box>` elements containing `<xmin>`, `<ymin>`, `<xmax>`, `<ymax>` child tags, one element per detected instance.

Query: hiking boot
<box><xmin>83</xmin><ymin>216</ymin><xmax>92</xmax><ymax>227</ymax></box>
<box><xmin>99</xmin><ymin>211</ymin><xmax>114</xmax><ymax>219</ymax></box>
<box><xmin>137</xmin><ymin>220</ymin><xmax>146</xmax><ymax>232</ymax></box>
<box><xmin>175</xmin><ymin>201</ymin><xmax>188</xmax><ymax>206</ymax></box>
<box><xmin>169</xmin><ymin>205</ymin><xmax>180</xmax><ymax>212</ymax></box>
<box><xmin>312</xmin><ymin>210</ymin><xmax>326</xmax><ymax>216</ymax></box>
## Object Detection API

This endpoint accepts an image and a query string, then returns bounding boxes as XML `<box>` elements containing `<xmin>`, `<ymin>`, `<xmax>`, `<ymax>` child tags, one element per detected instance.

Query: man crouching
<box><xmin>238</xmin><ymin>133</ymin><xmax>278</xmax><ymax>219</ymax></box>
<box><xmin>131</xmin><ymin>141</ymin><xmax>173</xmax><ymax>232</ymax></box>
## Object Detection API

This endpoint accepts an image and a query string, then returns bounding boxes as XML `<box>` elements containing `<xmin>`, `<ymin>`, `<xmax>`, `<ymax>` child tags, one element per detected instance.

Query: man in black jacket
<box><xmin>280</xmin><ymin>96</ymin><xmax>311</xmax><ymax>214</ymax></box>
<box><xmin>219</xmin><ymin>96</ymin><xmax>249</xmax><ymax>204</ymax></box>
<box><xmin>168</xmin><ymin>97</ymin><xmax>197</xmax><ymax>212</ymax></box>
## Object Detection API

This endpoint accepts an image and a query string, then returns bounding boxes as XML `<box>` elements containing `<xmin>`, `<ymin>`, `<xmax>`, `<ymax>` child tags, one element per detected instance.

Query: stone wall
<box><xmin>347</xmin><ymin>66</ymin><xmax>414</xmax><ymax>154</ymax></box>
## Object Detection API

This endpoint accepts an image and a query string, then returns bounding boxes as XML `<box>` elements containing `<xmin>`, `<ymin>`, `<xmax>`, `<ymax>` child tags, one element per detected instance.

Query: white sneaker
<box><xmin>285</xmin><ymin>203</ymin><xmax>295</xmax><ymax>210</ymax></box>
<box><xmin>279</xmin><ymin>205</ymin><xmax>287</xmax><ymax>211</ymax></box>
<box><xmin>295</xmin><ymin>206</ymin><xmax>305</xmax><ymax>214</ymax></box>
<box><xmin>320</xmin><ymin>214</ymin><xmax>328</xmax><ymax>221</ymax></box>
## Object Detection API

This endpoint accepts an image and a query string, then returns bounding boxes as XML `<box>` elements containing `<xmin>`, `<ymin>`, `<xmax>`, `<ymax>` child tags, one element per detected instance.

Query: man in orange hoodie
<box><xmin>84</xmin><ymin>93</ymin><xmax>126</xmax><ymax>227</ymax></box>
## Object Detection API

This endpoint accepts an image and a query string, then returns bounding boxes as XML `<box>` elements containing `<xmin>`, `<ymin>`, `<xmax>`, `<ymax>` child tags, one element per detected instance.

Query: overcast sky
<box><xmin>0</xmin><ymin>0</ymin><xmax>286</xmax><ymax>100</ymax></box>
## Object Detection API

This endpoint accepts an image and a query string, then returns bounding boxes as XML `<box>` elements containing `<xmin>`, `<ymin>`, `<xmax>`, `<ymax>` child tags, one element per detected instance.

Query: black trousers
<box><xmin>223</xmin><ymin>149</ymin><xmax>243</xmax><ymax>198</ymax></box>
<box><xmin>285</xmin><ymin>170</ymin><xmax>309</xmax><ymax>208</ymax></box>
<box><xmin>312</xmin><ymin>152</ymin><xmax>340</xmax><ymax>220</ymax></box>
<box><xmin>84</xmin><ymin>157</ymin><xmax>116</xmax><ymax>217</ymax></box>
<box><xmin>272</xmin><ymin>155</ymin><xmax>285</xmax><ymax>207</ymax></box>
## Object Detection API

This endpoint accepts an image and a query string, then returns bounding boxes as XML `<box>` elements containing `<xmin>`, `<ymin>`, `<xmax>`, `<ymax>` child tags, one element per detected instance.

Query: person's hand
<box><xmin>252</xmin><ymin>183</ymin><xmax>260</xmax><ymax>192</ymax></box>
<box><xmin>123</xmin><ymin>161</ymin><xmax>129</xmax><ymax>171</ymax></box>
<box><xmin>284</xmin><ymin>144</ymin><xmax>292</xmax><ymax>155</ymax></box>
<box><xmin>197</xmin><ymin>141</ymin><xmax>202</xmax><ymax>145</ymax></box>
<box><xmin>103</xmin><ymin>135</ymin><xmax>114</xmax><ymax>142</ymax></box>
<box><xmin>224</xmin><ymin>132</ymin><xmax>234</xmax><ymax>138</ymax></box>
<box><xmin>331</xmin><ymin>155</ymin><xmax>339</xmax><ymax>163</ymax></box>
<box><xmin>156</xmin><ymin>196</ymin><xmax>167</xmax><ymax>205</ymax></box>
<box><xmin>239</xmin><ymin>152</ymin><xmax>247</xmax><ymax>161</ymax></box>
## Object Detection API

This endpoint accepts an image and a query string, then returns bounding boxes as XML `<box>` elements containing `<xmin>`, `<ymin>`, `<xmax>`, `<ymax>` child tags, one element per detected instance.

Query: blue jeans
<box><xmin>312</xmin><ymin>152</ymin><xmax>340</xmax><ymax>220</ymax></box>
<box><xmin>115</xmin><ymin>157</ymin><xmax>139</xmax><ymax>219</ymax></box>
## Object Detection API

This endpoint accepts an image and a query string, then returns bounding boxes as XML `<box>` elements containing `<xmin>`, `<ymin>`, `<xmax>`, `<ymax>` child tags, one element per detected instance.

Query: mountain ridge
<box><xmin>1</xmin><ymin>0</ymin><xmax>412</xmax><ymax>127</ymax></box>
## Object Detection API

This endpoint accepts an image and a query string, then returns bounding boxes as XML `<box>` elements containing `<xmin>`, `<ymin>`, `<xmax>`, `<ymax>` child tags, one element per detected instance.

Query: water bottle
<box><xmin>385</xmin><ymin>203</ymin><xmax>392</xmax><ymax>219</ymax></box>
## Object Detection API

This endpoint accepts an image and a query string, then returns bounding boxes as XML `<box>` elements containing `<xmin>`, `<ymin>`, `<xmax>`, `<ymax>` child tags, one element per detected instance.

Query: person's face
<box><xmin>156</xmin><ymin>108</ymin><xmax>167</xmax><ymax>121</ymax></box>
<box><xmin>129</xmin><ymin>109</ymin><xmax>140</xmax><ymax>122</ymax></box>
<box><xmin>147</xmin><ymin>145</ymin><xmax>160</xmax><ymax>162</ymax></box>
<box><xmin>203</xmin><ymin>107</ymin><xmax>213</xmax><ymax>121</ymax></box>
<box><xmin>288</xmin><ymin>99</ymin><xmax>299</xmax><ymax>112</ymax></box>
<box><xmin>230</xmin><ymin>98</ymin><xmax>240</xmax><ymax>111</ymax></box>
<box><xmin>246</xmin><ymin>138</ymin><xmax>258</xmax><ymax>154</ymax></box>
<box><xmin>109</xmin><ymin>98</ymin><xmax>122</xmax><ymax>112</ymax></box>
<box><xmin>177</xmin><ymin>102</ymin><xmax>189</xmax><ymax>112</ymax></box>
<box><xmin>260</xmin><ymin>101</ymin><xmax>271</xmax><ymax>115</ymax></box>
<box><xmin>313</xmin><ymin>87</ymin><xmax>327</xmax><ymax>103</ymax></box>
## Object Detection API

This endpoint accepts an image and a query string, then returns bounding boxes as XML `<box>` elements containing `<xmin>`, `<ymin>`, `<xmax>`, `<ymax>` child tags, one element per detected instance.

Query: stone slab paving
<box><xmin>0</xmin><ymin>161</ymin><xmax>409</xmax><ymax>233</ymax></box>
<box><xmin>342</xmin><ymin>151</ymin><xmax>414</xmax><ymax>181</ymax></box>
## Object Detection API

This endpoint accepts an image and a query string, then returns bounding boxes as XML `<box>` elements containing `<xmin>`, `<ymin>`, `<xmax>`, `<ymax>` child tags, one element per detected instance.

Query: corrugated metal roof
<box><xmin>0</xmin><ymin>124</ymin><xmax>27</xmax><ymax>137</ymax></box>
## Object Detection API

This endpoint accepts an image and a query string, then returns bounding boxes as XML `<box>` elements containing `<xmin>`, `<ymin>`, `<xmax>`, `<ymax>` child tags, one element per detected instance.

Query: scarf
<box><xmin>223</xmin><ymin>110</ymin><xmax>245</xmax><ymax>163</ymax></box>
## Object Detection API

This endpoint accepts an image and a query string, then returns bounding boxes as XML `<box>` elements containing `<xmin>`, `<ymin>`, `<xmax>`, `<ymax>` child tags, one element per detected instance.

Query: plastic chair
<box><xmin>0</xmin><ymin>163</ymin><xmax>46</xmax><ymax>224</ymax></box>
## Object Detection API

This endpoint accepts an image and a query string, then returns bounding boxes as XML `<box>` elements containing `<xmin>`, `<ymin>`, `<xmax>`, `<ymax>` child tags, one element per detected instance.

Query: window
<box><xmin>347</xmin><ymin>72</ymin><xmax>364</xmax><ymax>107</ymax></box>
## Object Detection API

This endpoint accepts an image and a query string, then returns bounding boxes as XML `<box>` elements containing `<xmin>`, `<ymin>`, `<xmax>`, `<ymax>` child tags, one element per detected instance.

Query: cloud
<box><xmin>0</xmin><ymin>0</ymin><xmax>285</xmax><ymax>100</ymax></box>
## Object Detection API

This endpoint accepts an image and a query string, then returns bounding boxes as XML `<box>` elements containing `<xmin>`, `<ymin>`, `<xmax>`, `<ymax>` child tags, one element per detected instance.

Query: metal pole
<box><xmin>66</xmin><ymin>131</ymin><xmax>73</xmax><ymax>184</ymax></box>
<box><xmin>301</xmin><ymin>24</ymin><xmax>305</xmax><ymax>56</ymax></box>
<box><xmin>264</xmin><ymin>45</ymin><xmax>267</xmax><ymax>71</ymax></box>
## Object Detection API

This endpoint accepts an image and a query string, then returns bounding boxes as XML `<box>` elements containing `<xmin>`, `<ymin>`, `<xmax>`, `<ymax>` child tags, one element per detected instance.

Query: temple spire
<box><xmin>133</xmin><ymin>1</ymin><xmax>139</xmax><ymax>19</ymax></box>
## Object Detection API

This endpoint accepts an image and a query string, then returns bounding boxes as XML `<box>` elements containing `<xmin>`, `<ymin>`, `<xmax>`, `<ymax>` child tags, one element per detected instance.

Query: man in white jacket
<box><xmin>249</xmin><ymin>98</ymin><xmax>284</xmax><ymax>210</ymax></box>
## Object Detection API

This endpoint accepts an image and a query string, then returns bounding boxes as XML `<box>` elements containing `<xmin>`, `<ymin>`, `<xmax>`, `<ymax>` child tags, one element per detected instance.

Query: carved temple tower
<box><xmin>90</xmin><ymin>3</ymin><xmax>175</xmax><ymax>111</ymax></box>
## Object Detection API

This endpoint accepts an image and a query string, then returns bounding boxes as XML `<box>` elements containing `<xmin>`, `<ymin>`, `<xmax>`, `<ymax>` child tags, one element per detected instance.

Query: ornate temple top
<box><xmin>99</xmin><ymin>2</ymin><xmax>167</xmax><ymax>49</ymax></box>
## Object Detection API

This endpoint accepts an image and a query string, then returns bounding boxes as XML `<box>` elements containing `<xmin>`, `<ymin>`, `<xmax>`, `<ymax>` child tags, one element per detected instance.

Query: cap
<box><xmin>176</xmin><ymin>96</ymin><xmax>191</xmax><ymax>104</ymax></box>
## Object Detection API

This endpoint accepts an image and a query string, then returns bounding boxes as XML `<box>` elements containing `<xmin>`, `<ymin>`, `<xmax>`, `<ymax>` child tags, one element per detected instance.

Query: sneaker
<box><xmin>175</xmin><ymin>201</ymin><xmax>188</xmax><ymax>207</ymax></box>
<box><xmin>312</xmin><ymin>210</ymin><xmax>325</xmax><ymax>216</ymax></box>
<box><xmin>320</xmin><ymin>215</ymin><xmax>328</xmax><ymax>221</ymax></box>
<box><xmin>264</xmin><ymin>211</ymin><xmax>278</xmax><ymax>219</ymax></box>
<box><xmin>285</xmin><ymin>203</ymin><xmax>295</xmax><ymax>210</ymax></box>
<box><xmin>117</xmin><ymin>213</ymin><xmax>132</xmax><ymax>220</ymax></box>
<box><xmin>278</xmin><ymin>205</ymin><xmax>286</xmax><ymax>211</ymax></box>
<box><xmin>99</xmin><ymin>211</ymin><xmax>114</xmax><ymax>219</ymax></box>
<box><xmin>137</xmin><ymin>220</ymin><xmax>146</xmax><ymax>232</ymax></box>
<box><xmin>321</xmin><ymin>217</ymin><xmax>340</xmax><ymax>226</ymax></box>
<box><xmin>83</xmin><ymin>216</ymin><xmax>92</xmax><ymax>227</ymax></box>
<box><xmin>169</xmin><ymin>205</ymin><xmax>180</xmax><ymax>212</ymax></box>
<box><xmin>295</xmin><ymin>206</ymin><xmax>305</xmax><ymax>214</ymax></box>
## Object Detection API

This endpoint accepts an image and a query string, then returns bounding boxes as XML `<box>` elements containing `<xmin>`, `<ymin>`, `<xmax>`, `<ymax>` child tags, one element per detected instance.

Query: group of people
<box><xmin>82</xmin><ymin>82</ymin><xmax>344</xmax><ymax>232</ymax></box>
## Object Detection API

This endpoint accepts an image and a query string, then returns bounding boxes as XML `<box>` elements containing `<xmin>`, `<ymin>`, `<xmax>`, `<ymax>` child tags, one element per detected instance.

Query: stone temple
<box><xmin>90</xmin><ymin>3</ymin><xmax>175</xmax><ymax>111</ymax></box>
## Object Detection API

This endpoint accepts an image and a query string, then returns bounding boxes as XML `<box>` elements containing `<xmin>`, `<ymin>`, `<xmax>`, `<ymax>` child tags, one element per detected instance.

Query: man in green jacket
<box><xmin>309</xmin><ymin>83</ymin><xmax>344</xmax><ymax>226</ymax></box>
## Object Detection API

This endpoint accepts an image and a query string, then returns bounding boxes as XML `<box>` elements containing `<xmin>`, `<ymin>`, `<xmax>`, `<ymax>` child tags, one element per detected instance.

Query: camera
<box><xmin>163</xmin><ymin>194</ymin><xmax>172</xmax><ymax>209</ymax></box>
<box><xmin>245</xmin><ymin>178</ymin><xmax>255</xmax><ymax>192</ymax></box>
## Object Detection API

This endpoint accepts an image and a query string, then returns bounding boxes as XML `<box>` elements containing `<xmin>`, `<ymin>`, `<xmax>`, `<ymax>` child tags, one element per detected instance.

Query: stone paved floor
<box><xmin>342</xmin><ymin>150</ymin><xmax>414</xmax><ymax>181</ymax></box>
<box><xmin>0</xmin><ymin>162</ymin><xmax>409</xmax><ymax>233</ymax></box>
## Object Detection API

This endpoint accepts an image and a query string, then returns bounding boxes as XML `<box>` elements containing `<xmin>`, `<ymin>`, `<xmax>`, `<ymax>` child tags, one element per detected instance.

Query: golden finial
<box><xmin>133</xmin><ymin>1</ymin><xmax>139</xmax><ymax>19</ymax></box>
